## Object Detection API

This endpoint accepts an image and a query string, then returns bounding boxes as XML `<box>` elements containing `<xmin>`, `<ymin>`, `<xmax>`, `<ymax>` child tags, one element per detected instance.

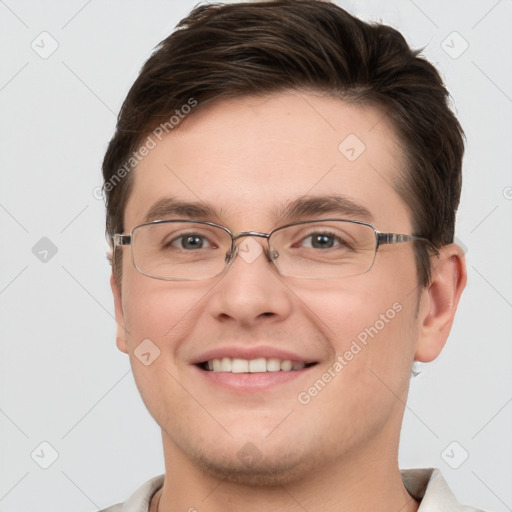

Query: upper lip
<box><xmin>191</xmin><ymin>345</ymin><xmax>316</xmax><ymax>365</ymax></box>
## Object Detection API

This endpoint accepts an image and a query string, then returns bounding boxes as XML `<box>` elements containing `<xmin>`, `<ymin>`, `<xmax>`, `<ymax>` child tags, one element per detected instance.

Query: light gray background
<box><xmin>0</xmin><ymin>0</ymin><xmax>511</xmax><ymax>511</ymax></box>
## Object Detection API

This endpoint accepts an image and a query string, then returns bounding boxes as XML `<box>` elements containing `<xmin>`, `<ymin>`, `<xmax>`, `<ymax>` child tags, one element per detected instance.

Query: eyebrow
<box><xmin>142</xmin><ymin>194</ymin><xmax>373</xmax><ymax>224</ymax></box>
<box><xmin>143</xmin><ymin>197</ymin><xmax>217</xmax><ymax>223</ymax></box>
<box><xmin>277</xmin><ymin>195</ymin><xmax>373</xmax><ymax>223</ymax></box>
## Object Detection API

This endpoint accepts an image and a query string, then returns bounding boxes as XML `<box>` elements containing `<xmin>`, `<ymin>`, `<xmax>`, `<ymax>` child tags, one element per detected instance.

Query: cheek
<box><xmin>121</xmin><ymin>272</ymin><xmax>206</xmax><ymax>344</ymax></box>
<box><xmin>292</xmin><ymin>265</ymin><xmax>419</xmax><ymax>387</ymax></box>
<box><xmin>296</xmin><ymin>285</ymin><xmax>418</xmax><ymax>431</ymax></box>
<box><xmin>291</xmin><ymin>274</ymin><xmax>413</xmax><ymax>343</ymax></box>
<box><xmin>120</xmin><ymin>277</ymin><xmax>211</xmax><ymax>425</ymax></box>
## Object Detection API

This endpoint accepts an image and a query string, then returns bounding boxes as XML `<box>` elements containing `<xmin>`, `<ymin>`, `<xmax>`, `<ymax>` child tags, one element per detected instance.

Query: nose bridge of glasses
<box><xmin>226</xmin><ymin>231</ymin><xmax>274</xmax><ymax>262</ymax></box>
<box><xmin>233</xmin><ymin>231</ymin><xmax>270</xmax><ymax>242</ymax></box>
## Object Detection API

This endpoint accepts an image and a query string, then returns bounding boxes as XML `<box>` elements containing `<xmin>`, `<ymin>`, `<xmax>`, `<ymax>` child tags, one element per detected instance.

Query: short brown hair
<box><xmin>102</xmin><ymin>0</ymin><xmax>464</xmax><ymax>286</ymax></box>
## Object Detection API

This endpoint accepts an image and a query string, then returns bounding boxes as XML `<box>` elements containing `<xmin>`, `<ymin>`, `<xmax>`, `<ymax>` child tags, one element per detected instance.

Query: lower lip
<box><xmin>193</xmin><ymin>365</ymin><xmax>315</xmax><ymax>393</ymax></box>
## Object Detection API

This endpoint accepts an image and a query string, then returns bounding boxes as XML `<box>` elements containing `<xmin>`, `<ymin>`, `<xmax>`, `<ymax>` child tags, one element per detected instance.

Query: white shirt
<box><xmin>100</xmin><ymin>468</ymin><xmax>489</xmax><ymax>512</ymax></box>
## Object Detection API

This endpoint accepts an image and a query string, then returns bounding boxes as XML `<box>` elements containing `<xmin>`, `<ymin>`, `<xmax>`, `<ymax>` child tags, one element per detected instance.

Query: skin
<box><xmin>111</xmin><ymin>90</ymin><xmax>466</xmax><ymax>512</ymax></box>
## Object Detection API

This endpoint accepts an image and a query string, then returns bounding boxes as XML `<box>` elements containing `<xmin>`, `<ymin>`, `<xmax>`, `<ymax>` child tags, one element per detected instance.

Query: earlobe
<box><xmin>110</xmin><ymin>273</ymin><xmax>129</xmax><ymax>354</ymax></box>
<box><xmin>414</xmin><ymin>244</ymin><xmax>467</xmax><ymax>362</ymax></box>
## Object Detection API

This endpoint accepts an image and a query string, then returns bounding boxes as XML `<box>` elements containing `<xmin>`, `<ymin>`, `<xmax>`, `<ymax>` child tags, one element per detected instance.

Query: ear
<box><xmin>110</xmin><ymin>273</ymin><xmax>128</xmax><ymax>354</ymax></box>
<box><xmin>414</xmin><ymin>244</ymin><xmax>467</xmax><ymax>362</ymax></box>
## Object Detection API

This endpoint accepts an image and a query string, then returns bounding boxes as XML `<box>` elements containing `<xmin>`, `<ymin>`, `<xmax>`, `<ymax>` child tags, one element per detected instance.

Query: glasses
<box><xmin>113</xmin><ymin>219</ymin><xmax>437</xmax><ymax>281</ymax></box>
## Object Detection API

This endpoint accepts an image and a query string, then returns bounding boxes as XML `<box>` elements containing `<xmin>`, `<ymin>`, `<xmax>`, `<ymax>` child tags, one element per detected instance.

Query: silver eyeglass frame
<box><xmin>113</xmin><ymin>218</ymin><xmax>439</xmax><ymax>281</ymax></box>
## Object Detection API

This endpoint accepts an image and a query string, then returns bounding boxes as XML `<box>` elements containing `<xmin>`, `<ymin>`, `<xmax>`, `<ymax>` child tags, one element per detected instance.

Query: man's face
<box><xmin>113</xmin><ymin>91</ymin><xmax>429</xmax><ymax>483</ymax></box>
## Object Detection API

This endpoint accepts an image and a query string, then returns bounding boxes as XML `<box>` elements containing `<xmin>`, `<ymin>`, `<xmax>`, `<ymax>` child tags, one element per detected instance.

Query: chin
<box><xmin>189</xmin><ymin>443</ymin><xmax>313</xmax><ymax>487</ymax></box>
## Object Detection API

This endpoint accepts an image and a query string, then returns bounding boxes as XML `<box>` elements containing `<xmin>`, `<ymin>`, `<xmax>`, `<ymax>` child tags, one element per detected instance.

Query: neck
<box><xmin>154</xmin><ymin>431</ymin><xmax>419</xmax><ymax>512</ymax></box>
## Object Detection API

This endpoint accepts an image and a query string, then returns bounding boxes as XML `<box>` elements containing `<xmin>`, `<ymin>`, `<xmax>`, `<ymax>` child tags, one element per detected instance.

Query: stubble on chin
<box><xmin>184</xmin><ymin>443</ymin><xmax>316</xmax><ymax>487</ymax></box>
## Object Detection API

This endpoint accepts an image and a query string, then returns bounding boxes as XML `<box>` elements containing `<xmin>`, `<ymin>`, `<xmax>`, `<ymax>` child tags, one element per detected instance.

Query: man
<box><xmin>100</xmin><ymin>1</ymin><xmax>479</xmax><ymax>510</ymax></box>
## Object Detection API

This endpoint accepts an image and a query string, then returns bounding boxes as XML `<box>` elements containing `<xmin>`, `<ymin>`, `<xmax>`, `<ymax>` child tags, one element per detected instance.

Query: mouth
<box><xmin>197</xmin><ymin>357</ymin><xmax>317</xmax><ymax>373</ymax></box>
<box><xmin>191</xmin><ymin>347</ymin><xmax>319</xmax><ymax>392</ymax></box>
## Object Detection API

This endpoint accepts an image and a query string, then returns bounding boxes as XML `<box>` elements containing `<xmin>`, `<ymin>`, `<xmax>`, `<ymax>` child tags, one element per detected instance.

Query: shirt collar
<box><xmin>401</xmin><ymin>468</ymin><xmax>467</xmax><ymax>510</ymax></box>
<box><xmin>121</xmin><ymin>469</ymin><xmax>469</xmax><ymax>512</ymax></box>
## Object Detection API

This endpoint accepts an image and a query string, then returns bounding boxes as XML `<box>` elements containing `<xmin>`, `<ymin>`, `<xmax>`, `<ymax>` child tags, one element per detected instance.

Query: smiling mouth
<box><xmin>198</xmin><ymin>357</ymin><xmax>317</xmax><ymax>373</ymax></box>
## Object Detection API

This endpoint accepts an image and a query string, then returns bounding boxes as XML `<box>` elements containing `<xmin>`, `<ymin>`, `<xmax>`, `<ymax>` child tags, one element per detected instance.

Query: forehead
<box><xmin>124</xmin><ymin>90</ymin><xmax>410</xmax><ymax>231</ymax></box>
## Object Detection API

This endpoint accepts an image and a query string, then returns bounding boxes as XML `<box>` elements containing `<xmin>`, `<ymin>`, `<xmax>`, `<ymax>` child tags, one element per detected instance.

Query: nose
<box><xmin>208</xmin><ymin>236</ymin><xmax>293</xmax><ymax>327</ymax></box>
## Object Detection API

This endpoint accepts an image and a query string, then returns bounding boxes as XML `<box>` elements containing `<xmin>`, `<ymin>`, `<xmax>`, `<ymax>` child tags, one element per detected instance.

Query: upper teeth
<box><xmin>206</xmin><ymin>357</ymin><xmax>305</xmax><ymax>373</ymax></box>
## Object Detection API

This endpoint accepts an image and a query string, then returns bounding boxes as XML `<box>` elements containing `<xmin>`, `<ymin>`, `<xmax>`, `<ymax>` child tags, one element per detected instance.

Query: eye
<box><xmin>299</xmin><ymin>232</ymin><xmax>345</xmax><ymax>249</ymax></box>
<box><xmin>168</xmin><ymin>233</ymin><xmax>214</xmax><ymax>250</ymax></box>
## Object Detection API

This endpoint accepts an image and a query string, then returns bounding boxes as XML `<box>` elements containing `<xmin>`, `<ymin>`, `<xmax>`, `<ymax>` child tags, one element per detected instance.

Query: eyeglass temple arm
<box><xmin>377</xmin><ymin>232</ymin><xmax>439</xmax><ymax>255</ymax></box>
<box><xmin>113</xmin><ymin>234</ymin><xmax>132</xmax><ymax>246</ymax></box>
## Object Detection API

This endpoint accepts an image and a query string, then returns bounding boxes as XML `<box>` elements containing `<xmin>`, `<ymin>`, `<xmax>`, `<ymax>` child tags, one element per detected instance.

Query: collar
<box><xmin>120</xmin><ymin>468</ymin><xmax>477</xmax><ymax>512</ymax></box>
